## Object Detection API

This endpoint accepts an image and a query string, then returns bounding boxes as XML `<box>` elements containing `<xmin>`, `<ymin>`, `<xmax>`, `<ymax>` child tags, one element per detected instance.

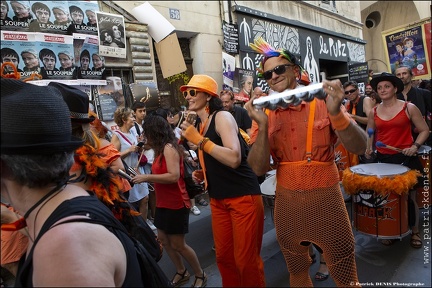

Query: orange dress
<box><xmin>1</xmin><ymin>207</ymin><xmax>29</xmax><ymax>265</ymax></box>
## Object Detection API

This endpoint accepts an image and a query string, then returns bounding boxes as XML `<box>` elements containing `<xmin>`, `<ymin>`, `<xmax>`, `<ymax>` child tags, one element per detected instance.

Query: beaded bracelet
<box><xmin>199</xmin><ymin>137</ymin><xmax>210</xmax><ymax>150</ymax></box>
<box><xmin>413</xmin><ymin>142</ymin><xmax>421</xmax><ymax>149</ymax></box>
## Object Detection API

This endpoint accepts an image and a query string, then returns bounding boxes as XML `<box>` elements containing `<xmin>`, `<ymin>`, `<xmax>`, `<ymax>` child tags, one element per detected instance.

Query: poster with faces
<box><xmin>72</xmin><ymin>33</ymin><xmax>106</xmax><ymax>84</ymax></box>
<box><xmin>1</xmin><ymin>0</ymin><xmax>32</xmax><ymax>31</ymax></box>
<box><xmin>1</xmin><ymin>31</ymin><xmax>41</xmax><ymax>81</ymax></box>
<box><xmin>35</xmin><ymin>32</ymin><xmax>74</xmax><ymax>80</ymax></box>
<box><xmin>96</xmin><ymin>11</ymin><xmax>126</xmax><ymax>59</ymax></box>
<box><xmin>28</xmin><ymin>1</ymin><xmax>67</xmax><ymax>34</ymax></box>
<box><xmin>68</xmin><ymin>0</ymin><xmax>98</xmax><ymax>35</ymax></box>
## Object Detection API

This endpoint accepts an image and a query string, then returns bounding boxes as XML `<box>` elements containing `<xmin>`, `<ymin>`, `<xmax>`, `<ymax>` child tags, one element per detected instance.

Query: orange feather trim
<box><xmin>74</xmin><ymin>145</ymin><xmax>139</xmax><ymax>218</ymax></box>
<box><xmin>342</xmin><ymin>168</ymin><xmax>420</xmax><ymax>196</ymax></box>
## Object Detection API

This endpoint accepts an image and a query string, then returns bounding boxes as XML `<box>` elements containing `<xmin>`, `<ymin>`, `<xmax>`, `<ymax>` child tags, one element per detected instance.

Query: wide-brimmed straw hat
<box><xmin>48</xmin><ymin>82</ymin><xmax>95</xmax><ymax>123</ymax></box>
<box><xmin>1</xmin><ymin>79</ymin><xmax>83</xmax><ymax>154</ymax></box>
<box><xmin>370</xmin><ymin>72</ymin><xmax>404</xmax><ymax>93</ymax></box>
<box><xmin>180</xmin><ymin>75</ymin><xmax>218</xmax><ymax>97</ymax></box>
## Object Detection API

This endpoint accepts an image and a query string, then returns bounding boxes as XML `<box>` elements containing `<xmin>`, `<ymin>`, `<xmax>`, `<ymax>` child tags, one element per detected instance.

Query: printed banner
<box><xmin>96</xmin><ymin>11</ymin><xmax>126</xmax><ymax>58</ymax></box>
<box><xmin>382</xmin><ymin>20</ymin><xmax>430</xmax><ymax>79</ymax></box>
<box><xmin>222</xmin><ymin>52</ymin><xmax>235</xmax><ymax>91</ymax></box>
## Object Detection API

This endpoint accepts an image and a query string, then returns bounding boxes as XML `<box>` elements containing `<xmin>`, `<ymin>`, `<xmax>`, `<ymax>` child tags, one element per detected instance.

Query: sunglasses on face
<box><xmin>344</xmin><ymin>88</ymin><xmax>357</xmax><ymax>95</ymax></box>
<box><xmin>262</xmin><ymin>64</ymin><xmax>295</xmax><ymax>80</ymax></box>
<box><xmin>183</xmin><ymin>89</ymin><xmax>197</xmax><ymax>98</ymax></box>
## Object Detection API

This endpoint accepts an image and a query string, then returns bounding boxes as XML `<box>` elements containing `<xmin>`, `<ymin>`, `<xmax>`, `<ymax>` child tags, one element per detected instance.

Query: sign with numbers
<box><xmin>169</xmin><ymin>9</ymin><xmax>180</xmax><ymax>20</ymax></box>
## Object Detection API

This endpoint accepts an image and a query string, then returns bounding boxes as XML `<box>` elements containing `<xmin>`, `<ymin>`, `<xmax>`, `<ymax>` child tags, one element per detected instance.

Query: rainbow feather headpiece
<box><xmin>249</xmin><ymin>37</ymin><xmax>303</xmax><ymax>78</ymax></box>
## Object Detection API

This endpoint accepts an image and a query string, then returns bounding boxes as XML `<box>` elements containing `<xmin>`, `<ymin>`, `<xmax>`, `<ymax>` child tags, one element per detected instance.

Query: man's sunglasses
<box><xmin>344</xmin><ymin>88</ymin><xmax>357</xmax><ymax>95</ymax></box>
<box><xmin>262</xmin><ymin>64</ymin><xmax>295</xmax><ymax>80</ymax></box>
<box><xmin>183</xmin><ymin>89</ymin><xmax>197</xmax><ymax>98</ymax></box>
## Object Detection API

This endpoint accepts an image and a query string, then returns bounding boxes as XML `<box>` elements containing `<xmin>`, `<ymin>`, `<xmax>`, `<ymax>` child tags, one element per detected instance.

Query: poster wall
<box><xmin>382</xmin><ymin>19</ymin><xmax>431</xmax><ymax>79</ymax></box>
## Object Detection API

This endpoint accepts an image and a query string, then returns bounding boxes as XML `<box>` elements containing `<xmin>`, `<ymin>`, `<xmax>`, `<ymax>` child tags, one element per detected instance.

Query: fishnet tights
<box><xmin>274</xmin><ymin>161</ymin><xmax>360</xmax><ymax>287</ymax></box>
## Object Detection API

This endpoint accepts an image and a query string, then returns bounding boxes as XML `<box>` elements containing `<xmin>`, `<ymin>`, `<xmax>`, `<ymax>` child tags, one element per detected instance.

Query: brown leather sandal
<box><xmin>171</xmin><ymin>269</ymin><xmax>190</xmax><ymax>287</ymax></box>
<box><xmin>191</xmin><ymin>270</ymin><xmax>207</xmax><ymax>287</ymax></box>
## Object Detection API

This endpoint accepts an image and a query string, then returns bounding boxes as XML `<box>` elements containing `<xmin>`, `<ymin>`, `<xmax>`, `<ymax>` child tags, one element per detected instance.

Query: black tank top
<box><xmin>203</xmin><ymin>111</ymin><xmax>261</xmax><ymax>199</ymax></box>
<box><xmin>15</xmin><ymin>194</ymin><xmax>143</xmax><ymax>287</ymax></box>
<box><xmin>348</xmin><ymin>96</ymin><xmax>367</xmax><ymax>130</ymax></box>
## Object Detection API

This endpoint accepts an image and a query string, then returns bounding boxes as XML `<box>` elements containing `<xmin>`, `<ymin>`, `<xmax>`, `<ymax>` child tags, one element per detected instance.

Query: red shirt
<box><xmin>374</xmin><ymin>103</ymin><xmax>413</xmax><ymax>155</ymax></box>
<box><xmin>152</xmin><ymin>155</ymin><xmax>190</xmax><ymax>209</ymax></box>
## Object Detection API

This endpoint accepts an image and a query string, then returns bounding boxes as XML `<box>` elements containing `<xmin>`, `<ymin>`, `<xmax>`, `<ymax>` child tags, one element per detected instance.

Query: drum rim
<box><xmin>349</xmin><ymin>163</ymin><xmax>409</xmax><ymax>177</ymax></box>
<box><xmin>260</xmin><ymin>174</ymin><xmax>276</xmax><ymax>196</ymax></box>
<box><xmin>418</xmin><ymin>145</ymin><xmax>431</xmax><ymax>154</ymax></box>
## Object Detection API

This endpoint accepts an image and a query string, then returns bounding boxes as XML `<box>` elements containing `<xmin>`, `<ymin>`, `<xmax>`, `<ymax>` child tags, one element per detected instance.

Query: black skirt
<box><xmin>154</xmin><ymin>207</ymin><xmax>189</xmax><ymax>234</ymax></box>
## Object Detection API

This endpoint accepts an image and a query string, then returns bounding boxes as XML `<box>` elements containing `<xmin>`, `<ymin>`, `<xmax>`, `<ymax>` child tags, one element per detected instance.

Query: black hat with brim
<box><xmin>48</xmin><ymin>82</ymin><xmax>95</xmax><ymax>123</ymax></box>
<box><xmin>370</xmin><ymin>72</ymin><xmax>404</xmax><ymax>94</ymax></box>
<box><xmin>1</xmin><ymin>79</ymin><xmax>83</xmax><ymax>155</ymax></box>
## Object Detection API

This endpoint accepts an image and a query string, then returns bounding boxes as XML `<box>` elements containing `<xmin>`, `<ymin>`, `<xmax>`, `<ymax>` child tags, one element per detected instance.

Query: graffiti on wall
<box><xmin>237</xmin><ymin>14</ymin><xmax>365</xmax><ymax>91</ymax></box>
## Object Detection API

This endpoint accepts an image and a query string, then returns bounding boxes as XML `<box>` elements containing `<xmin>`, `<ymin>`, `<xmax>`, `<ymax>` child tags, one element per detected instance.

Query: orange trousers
<box><xmin>211</xmin><ymin>195</ymin><xmax>266</xmax><ymax>287</ymax></box>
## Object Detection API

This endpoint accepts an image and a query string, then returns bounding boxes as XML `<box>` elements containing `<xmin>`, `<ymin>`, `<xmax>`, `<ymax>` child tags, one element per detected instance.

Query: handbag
<box><xmin>115</xmin><ymin>130</ymin><xmax>148</xmax><ymax>168</ymax></box>
<box><xmin>183</xmin><ymin>151</ymin><xmax>204</xmax><ymax>199</ymax></box>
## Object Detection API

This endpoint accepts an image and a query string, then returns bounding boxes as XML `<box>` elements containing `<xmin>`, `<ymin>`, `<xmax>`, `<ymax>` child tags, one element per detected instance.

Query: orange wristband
<box><xmin>202</xmin><ymin>140</ymin><xmax>215</xmax><ymax>154</ymax></box>
<box><xmin>329</xmin><ymin>110</ymin><xmax>351</xmax><ymax>131</ymax></box>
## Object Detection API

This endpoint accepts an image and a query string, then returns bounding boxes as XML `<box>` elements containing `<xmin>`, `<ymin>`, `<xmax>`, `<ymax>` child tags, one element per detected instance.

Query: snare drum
<box><xmin>416</xmin><ymin>145</ymin><xmax>431</xmax><ymax>208</ymax></box>
<box><xmin>347</xmin><ymin>163</ymin><xmax>411</xmax><ymax>239</ymax></box>
<box><xmin>260</xmin><ymin>170</ymin><xmax>276</xmax><ymax>220</ymax></box>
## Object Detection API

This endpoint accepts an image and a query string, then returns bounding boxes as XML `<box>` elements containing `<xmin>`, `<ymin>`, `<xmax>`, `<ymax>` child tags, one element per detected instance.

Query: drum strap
<box><xmin>306</xmin><ymin>99</ymin><xmax>316</xmax><ymax>162</ymax></box>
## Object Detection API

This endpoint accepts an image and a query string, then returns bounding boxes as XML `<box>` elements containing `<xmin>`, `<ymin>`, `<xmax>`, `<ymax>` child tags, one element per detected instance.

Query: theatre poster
<box><xmin>381</xmin><ymin>18</ymin><xmax>431</xmax><ymax>79</ymax></box>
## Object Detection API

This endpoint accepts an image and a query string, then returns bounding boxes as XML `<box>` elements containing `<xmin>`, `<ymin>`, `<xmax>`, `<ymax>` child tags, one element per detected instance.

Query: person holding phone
<box><xmin>111</xmin><ymin>107</ymin><xmax>153</xmax><ymax>230</ymax></box>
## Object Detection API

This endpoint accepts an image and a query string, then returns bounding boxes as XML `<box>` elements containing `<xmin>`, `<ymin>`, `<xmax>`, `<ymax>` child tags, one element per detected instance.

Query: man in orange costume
<box><xmin>245</xmin><ymin>38</ymin><xmax>366</xmax><ymax>287</ymax></box>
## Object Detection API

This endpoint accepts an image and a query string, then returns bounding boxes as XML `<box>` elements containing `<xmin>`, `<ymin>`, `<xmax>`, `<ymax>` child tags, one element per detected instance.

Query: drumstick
<box><xmin>367</xmin><ymin>128</ymin><xmax>374</xmax><ymax>151</ymax></box>
<box><xmin>376</xmin><ymin>141</ymin><xmax>403</xmax><ymax>152</ymax></box>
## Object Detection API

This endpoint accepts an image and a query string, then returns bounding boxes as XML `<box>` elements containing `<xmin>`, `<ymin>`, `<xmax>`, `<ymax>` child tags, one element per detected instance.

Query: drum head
<box><xmin>350</xmin><ymin>163</ymin><xmax>409</xmax><ymax>177</ymax></box>
<box><xmin>260</xmin><ymin>174</ymin><xmax>276</xmax><ymax>196</ymax></box>
<box><xmin>418</xmin><ymin>145</ymin><xmax>431</xmax><ymax>154</ymax></box>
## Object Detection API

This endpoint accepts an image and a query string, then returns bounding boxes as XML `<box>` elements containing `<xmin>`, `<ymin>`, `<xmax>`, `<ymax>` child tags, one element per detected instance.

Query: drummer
<box><xmin>365</xmin><ymin>73</ymin><xmax>429</xmax><ymax>248</ymax></box>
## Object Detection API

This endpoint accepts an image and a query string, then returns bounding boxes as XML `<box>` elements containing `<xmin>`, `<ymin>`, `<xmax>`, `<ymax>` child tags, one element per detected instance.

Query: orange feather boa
<box><xmin>342</xmin><ymin>168</ymin><xmax>420</xmax><ymax>196</ymax></box>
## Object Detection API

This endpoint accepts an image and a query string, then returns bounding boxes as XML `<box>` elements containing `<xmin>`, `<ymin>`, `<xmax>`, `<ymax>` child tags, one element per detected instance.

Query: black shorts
<box><xmin>154</xmin><ymin>207</ymin><xmax>189</xmax><ymax>234</ymax></box>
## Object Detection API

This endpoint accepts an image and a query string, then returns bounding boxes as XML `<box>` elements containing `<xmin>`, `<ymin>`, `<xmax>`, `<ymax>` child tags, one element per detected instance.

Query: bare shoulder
<box><xmin>99</xmin><ymin>138</ymin><xmax>112</xmax><ymax>147</ymax></box>
<box><xmin>33</xmin><ymin>220</ymin><xmax>126</xmax><ymax>286</ymax></box>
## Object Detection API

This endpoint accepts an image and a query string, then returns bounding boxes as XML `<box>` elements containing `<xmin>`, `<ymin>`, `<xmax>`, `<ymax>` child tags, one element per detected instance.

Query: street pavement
<box><xmin>3</xmin><ymin>191</ymin><xmax>428</xmax><ymax>287</ymax></box>
<box><xmin>158</xmin><ymin>192</ymin><xmax>431</xmax><ymax>287</ymax></box>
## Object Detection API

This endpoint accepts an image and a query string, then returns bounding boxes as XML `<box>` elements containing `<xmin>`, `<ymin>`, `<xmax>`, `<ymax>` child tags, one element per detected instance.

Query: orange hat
<box><xmin>180</xmin><ymin>75</ymin><xmax>218</xmax><ymax>97</ymax></box>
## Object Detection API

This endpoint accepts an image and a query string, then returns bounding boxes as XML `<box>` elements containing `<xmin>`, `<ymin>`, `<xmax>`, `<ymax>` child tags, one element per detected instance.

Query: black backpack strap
<box><xmin>134</xmin><ymin>122</ymin><xmax>142</xmax><ymax>136</ymax></box>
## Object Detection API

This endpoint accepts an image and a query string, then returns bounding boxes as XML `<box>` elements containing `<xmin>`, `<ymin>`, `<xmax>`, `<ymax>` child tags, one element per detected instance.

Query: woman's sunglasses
<box><xmin>344</xmin><ymin>88</ymin><xmax>357</xmax><ymax>95</ymax></box>
<box><xmin>183</xmin><ymin>89</ymin><xmax>197</xmax><ymax>98</ymax></box>
<box><xmin>262</xmin><ymin>64</ymin><xmax>295</xmax><ymax>80</ymax></box>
